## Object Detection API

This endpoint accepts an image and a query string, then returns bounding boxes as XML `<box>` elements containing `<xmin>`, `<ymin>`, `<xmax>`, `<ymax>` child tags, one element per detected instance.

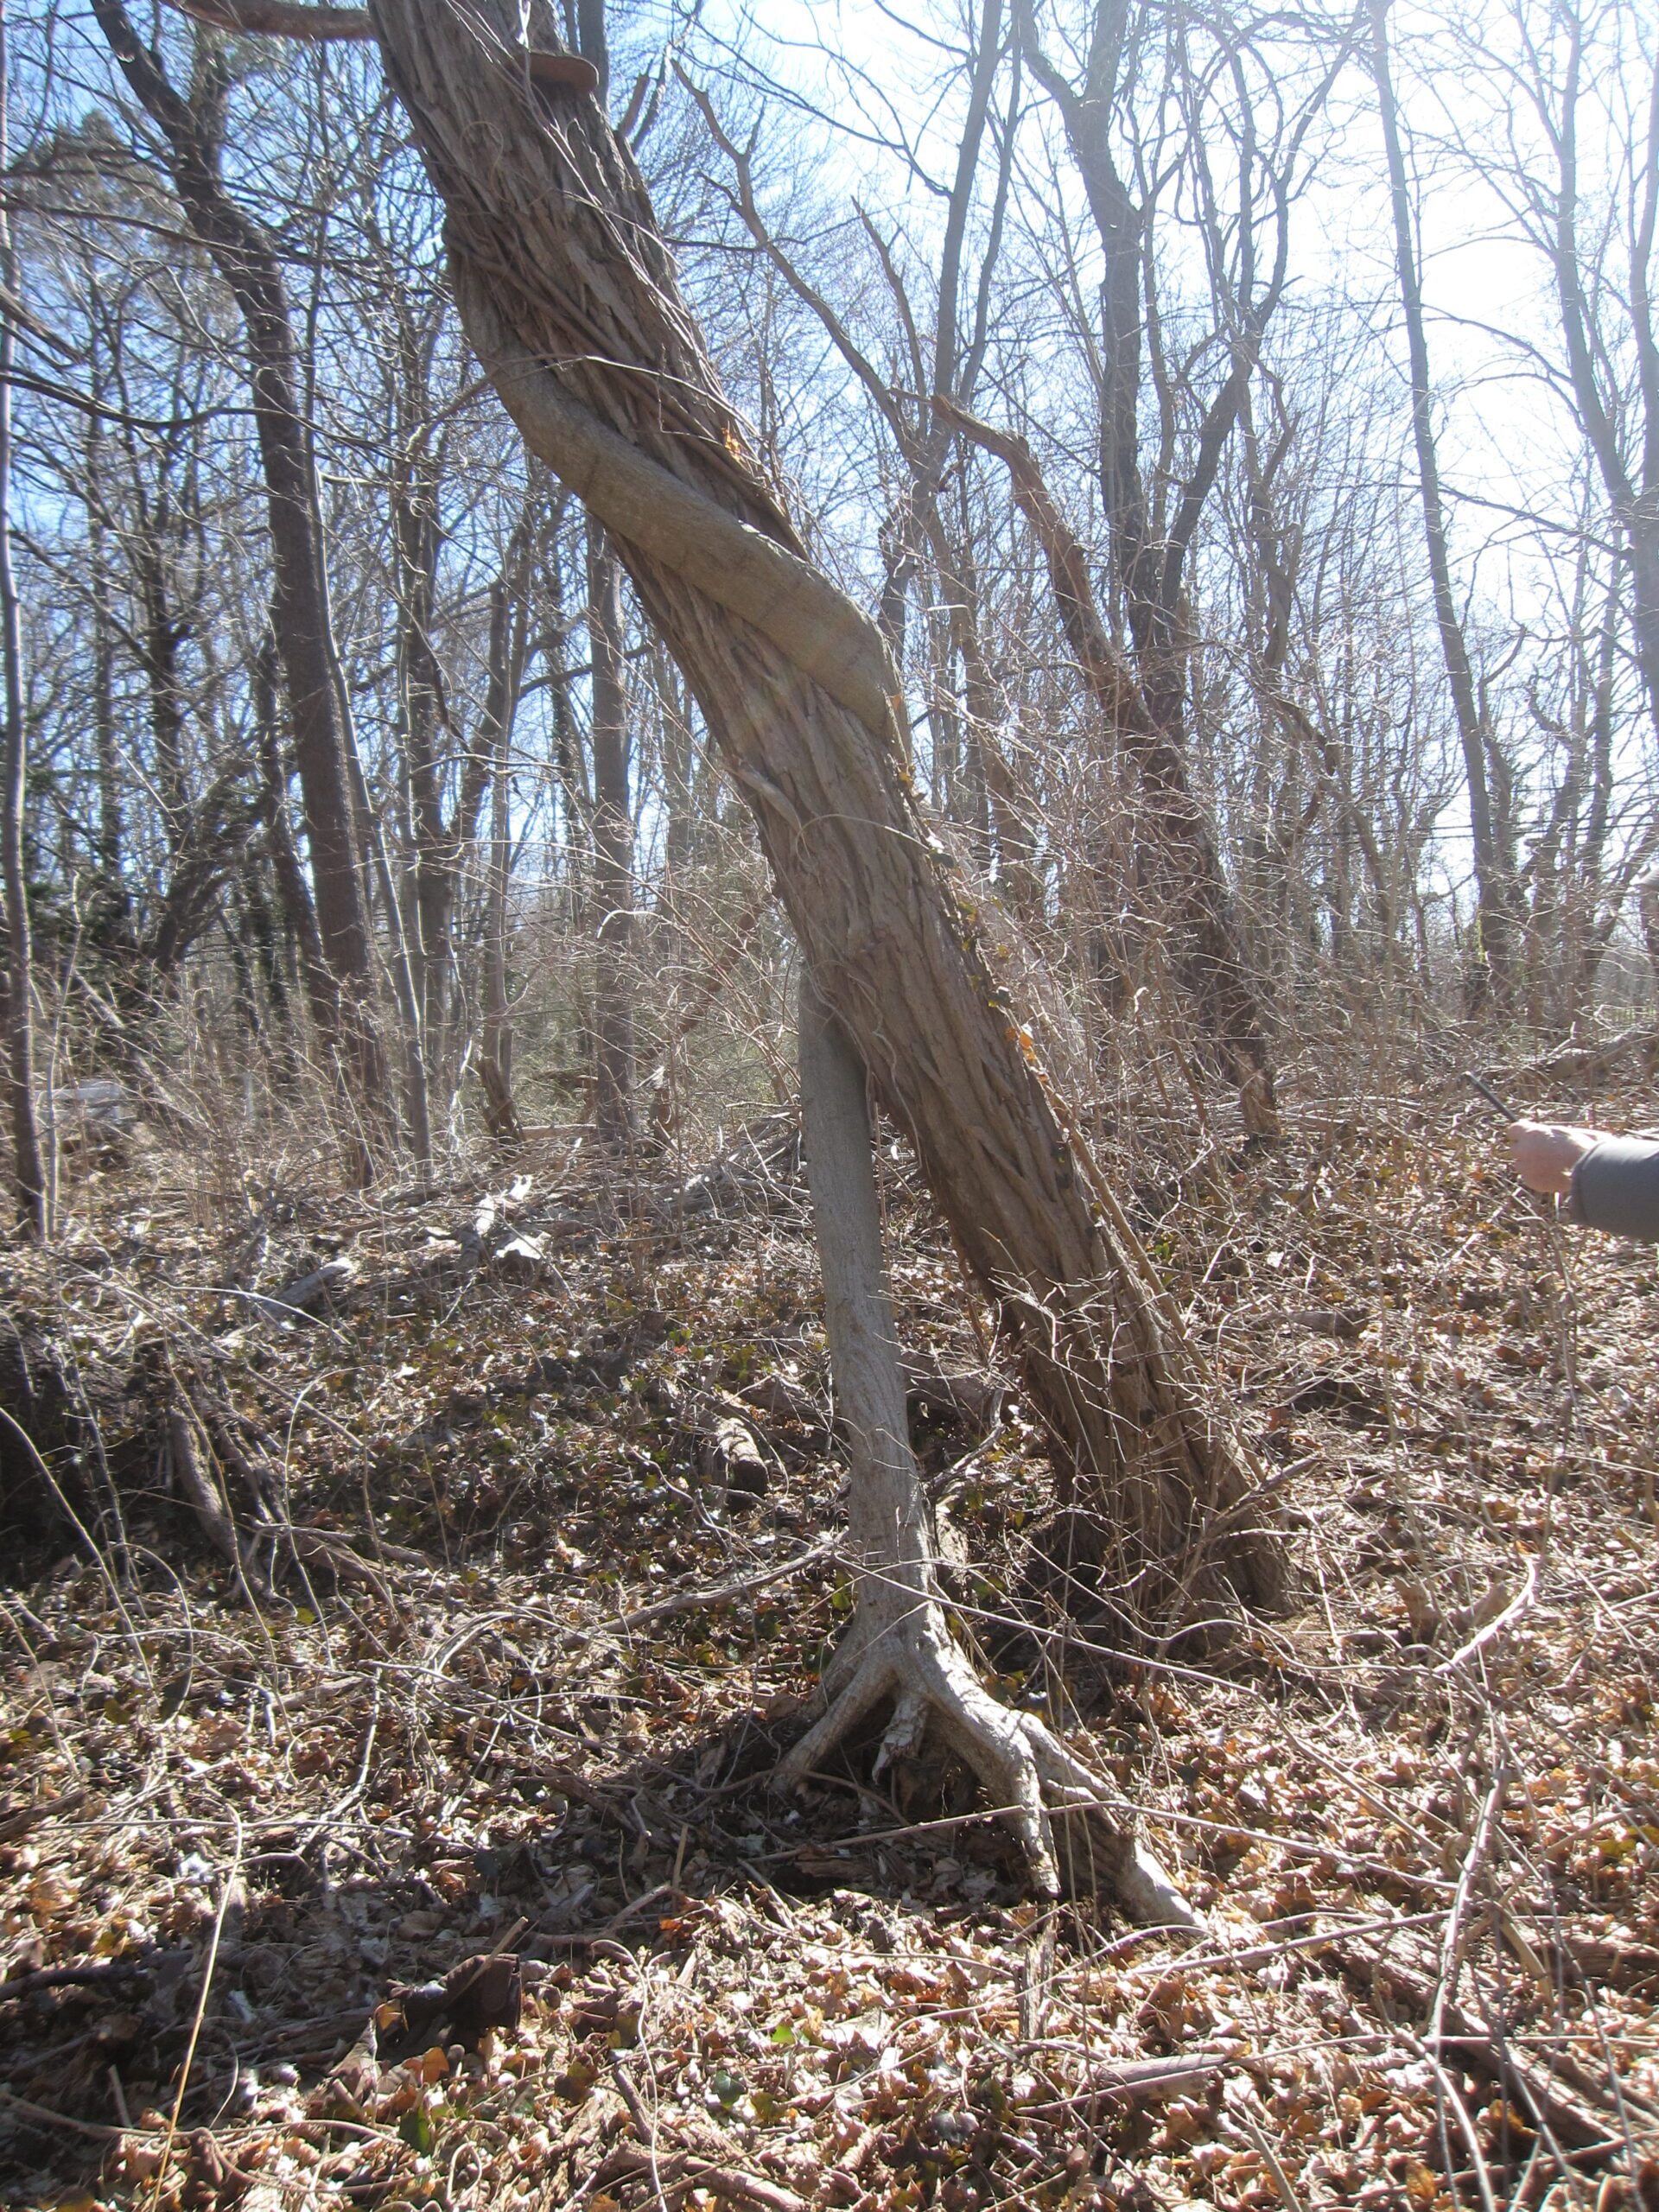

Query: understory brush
<box><xmin>1</xmin><ymin>1067</ymin><xmax>1656</xmax><ymax>2212</ymax></box>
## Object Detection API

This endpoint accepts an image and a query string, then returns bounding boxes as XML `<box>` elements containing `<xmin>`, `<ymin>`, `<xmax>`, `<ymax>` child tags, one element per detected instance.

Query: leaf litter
<box><xmin>0</xmin><ymin>1079</ymin><xmax>1656</xmax><ymax>2212</ymax></box>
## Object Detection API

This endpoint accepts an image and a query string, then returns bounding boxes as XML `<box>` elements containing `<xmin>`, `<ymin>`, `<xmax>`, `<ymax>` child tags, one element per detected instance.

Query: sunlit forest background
<box><xmin>5</xmin><ymin>0</ymin><xmax>1656</xmax><ymax>1186</ymax></box>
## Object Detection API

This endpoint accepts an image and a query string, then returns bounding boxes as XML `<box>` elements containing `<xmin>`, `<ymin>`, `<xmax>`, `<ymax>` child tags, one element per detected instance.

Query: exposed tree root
<box><xmin>791</xmin><ymin>969</ymin><xmax>1205</xmax><ymax>1929</ymax></box>
<box><xmin>775</xmin><ymin>1596</ymin><xmax>1199</xmax><ymax>1923</ymax></box>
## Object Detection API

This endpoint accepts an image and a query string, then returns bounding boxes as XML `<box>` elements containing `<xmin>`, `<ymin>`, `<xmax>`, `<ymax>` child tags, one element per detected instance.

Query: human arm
<box><xmin>1508</xmin><ymin>1121</ymin><xmax>1659</xmax><ymax>1239</ymax></box>
<box><xmin>1566</xmin><ymin>1133</ymin><xmax>1659</xmax><ymax>1240</ymax></box>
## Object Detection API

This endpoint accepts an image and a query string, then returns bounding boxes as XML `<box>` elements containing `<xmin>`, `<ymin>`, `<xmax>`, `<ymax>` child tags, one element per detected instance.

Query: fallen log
<box><xmin>1024</xmin><ymin>2046</ymin><xmax>1249</xmax><ymax>2113</ymax></box>
<box><xmin>1331</xmin><ymin>1938</ymin><xmax>1624</xmax><ymax>2154</ymax></box>
<box><xmin>249</xmin><ymin>1257</ymin><xmax>359</xmax><ymax>1321</ymax></box>
<box><xmin>693</xmin><ymin>1393</ymin><xmax>772</xmax><ymax>1507</ymax></box>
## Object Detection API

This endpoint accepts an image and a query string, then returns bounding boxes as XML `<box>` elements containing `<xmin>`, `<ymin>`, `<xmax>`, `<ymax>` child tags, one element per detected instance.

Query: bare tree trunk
<box><xmin>347</xmin><ymin>741</ymin><xmax>433</xmax><ymax>1174</ymax></box>
<box><xmin>253</xmin><ymin>636</ymin><xmax>334</xmax><ymax>1048</ymax></box>
<box><xmin>587</xmin><ymin>526</ymin><xmax>636</xmax><ymax>1152</ymax></box>
<box><xmin>1566</xmin><ymin>572</ymin><xmax>1619</xmax><ymax>1024</ymax></box>
<box><xmin>91</xmin><ymin>544</ymin><xmax>126</xmax><ymax>912</ymax></box>
<box><xmin>369</xmin><ymin>0</ymin><xmax>1282</xmax><ymax>1616</ymax></box>
<box><xmin>785</xmin><ymin>970</ymin><xmax>1199</xmax><ymax>1916</ymax></box>
<box><xmin>1371</xmin><ymin>0</ymin><xmax>1520</xmax><ymax>1014</ymax></box>
<box><xmin>1641</xmin><ymin>867</ymin><xmax>1659</xmax><ymax>1020</ymax></box>
<box><xmin>392</xmin><ymin>376</ymin><xmax>448</xmax><ymax>1061</ymax></box>
<box><xmin>937</xmin><ymin>397</ymin><xmax>1281</xmax><ymax>1135</ymax></box>
<box><xmin>576</xmin><ymin>0</ymin><xmax>633</xmax><ymax>1158</ymax></box>
<box><xmin>0</xmin><ymin>0</ymin><xmax>44</xmax><ymax>1239</ymax></box>
<box><xmin>133</xmin><ymin>524</ymin><xmax>190</xmax><ymax>850</ymax></box>
<box><xmin>1529</xmin><ymin>6</ymin><xmax>1659</xmax><ymax>741</ymax></box>
<box><xmin>1239</xmin><ymin>386</ymin><xmax>1405</xmax><ymax>997</ymax></box>
<box><xmin>93</xmin><ymin>0</ymin><xmax>388</xmax><ymax>1130</ymax></box>
<box><xmin>83</xmin><ymin>353</ymin><xmax>130</xmax><ymax>936</ymax></box>
<box><xmin>479</xmin><ymin>698</ymin><xmax>518</xmax><ymax>1139</ymax></box>
<box><xmin>475</xmin><ymin>518</ymin><xmax>535</xmax><ymax>1141</ymax></box>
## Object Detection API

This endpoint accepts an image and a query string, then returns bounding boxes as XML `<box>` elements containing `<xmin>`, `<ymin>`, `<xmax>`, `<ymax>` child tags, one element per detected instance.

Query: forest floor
<box><xmin>1</xmin><ymin>1063</ymin><xmax>1656</xmax><ymax>2212</ymax></box>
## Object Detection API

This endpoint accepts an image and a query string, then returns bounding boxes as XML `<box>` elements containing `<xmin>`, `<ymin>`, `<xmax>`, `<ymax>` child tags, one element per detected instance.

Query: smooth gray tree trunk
<box><xmin>786</xmin><ymin>969</ymin><xmax>1198</xmax><ymax>1919</ymax></box>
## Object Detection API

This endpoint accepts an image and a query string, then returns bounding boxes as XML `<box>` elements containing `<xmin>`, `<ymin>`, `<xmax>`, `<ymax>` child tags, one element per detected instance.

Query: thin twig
<box><xmin>1234</xmin><ymin>2100</ymin><xmax>1309</xmax><ymax>2212</ymax></box>
<box><xmin>150</xmin><ymin>1815</ymin><xmax>243</xmax><ymax>2209</ymax></box>
<box><xmin>618</xmin><ymin>1535</ymin><xmax>836</xmax><ymax>1630</ymax></box>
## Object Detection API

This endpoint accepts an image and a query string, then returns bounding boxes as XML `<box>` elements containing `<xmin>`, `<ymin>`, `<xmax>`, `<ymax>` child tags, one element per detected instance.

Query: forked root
<box><xmin>774</xmin><ymin>1610</ymin><xmax>1200</xmax><ymax>1928</ymax></box>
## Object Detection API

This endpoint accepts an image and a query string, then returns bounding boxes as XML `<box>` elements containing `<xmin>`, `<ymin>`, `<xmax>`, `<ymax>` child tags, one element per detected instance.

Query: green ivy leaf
<box><xmin>398</xmin><ymin>2100</ymin><xmax>435</xmax><ymax>2154</ymax></box>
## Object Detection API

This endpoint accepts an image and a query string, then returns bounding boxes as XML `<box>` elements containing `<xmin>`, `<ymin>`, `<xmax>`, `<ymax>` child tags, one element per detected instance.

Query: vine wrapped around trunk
<box><xmin>360</xmin><ymin>0</ymin><xmax>1282</xmax><ymax>1620</ymax></box>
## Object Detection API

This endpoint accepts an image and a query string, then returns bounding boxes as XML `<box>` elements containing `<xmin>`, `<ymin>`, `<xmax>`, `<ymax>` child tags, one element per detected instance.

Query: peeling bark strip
<box><xmin>462</xmin><ymin>296</ymin><xmax>903</xmax><ymax>744</ymax></box>
<box><xmin>359</xmin><ymin>0</ymin><xmax>1281</xmax><ymax>1613</ymax></box>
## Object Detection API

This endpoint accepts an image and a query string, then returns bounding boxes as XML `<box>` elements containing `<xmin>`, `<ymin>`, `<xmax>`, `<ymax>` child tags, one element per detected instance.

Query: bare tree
<box><xmin>1371</xmin><ymin>0</ymin><xmax>1523</xmax><ymax>1011</ymax></box>
<box><xmin>92</xmin><ymin>0</ymin><xmax>389</xmax><ymax>1142</ymax></box>
<box><xmin>0</xmin><ymin>0</ymin><xmax>45</xmax><ymax>1235</ymax></box>
<box><xmin>1010</xmin><ymin>0</ymin><xmax>1347</xmax><ymax>1124</ymax></box>
<box><xmin>1492</xmin><ymin>0</ymin><xmax>1659</xmax><ymax>735</ymax></box>
<box><xmin>937</xmin><ymin>395</ymin><xmax>1285</xmax><ymax>1134</ymax></box>
<box><xmin>1230</xmin><ymin>362</ymin><xmax>1412</xmax><ymax>997</ymax></box>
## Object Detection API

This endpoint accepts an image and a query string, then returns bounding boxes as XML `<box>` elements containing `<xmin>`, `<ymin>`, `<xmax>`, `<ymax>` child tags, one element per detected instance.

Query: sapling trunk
<box><xmin>788</xmin><ymin>970</ymin><xmax>1199</xmax><ymax>1923</ymax></box>
<box><xmin>587</xmin><ymin>528</ymin><xmax>636</xmax><ymax>1152</ymax></box>
<box><xmin>0</xmin><ymin>0</ymin><xmax>44</xmax><ymax>1240</ymax></box>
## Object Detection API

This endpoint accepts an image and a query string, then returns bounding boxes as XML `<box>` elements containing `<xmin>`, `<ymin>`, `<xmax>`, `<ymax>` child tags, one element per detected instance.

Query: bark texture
<box><xmin>368</xmin><ymin>0</ymin><xmax>1283</xmax><ymax>1616</ymax></box>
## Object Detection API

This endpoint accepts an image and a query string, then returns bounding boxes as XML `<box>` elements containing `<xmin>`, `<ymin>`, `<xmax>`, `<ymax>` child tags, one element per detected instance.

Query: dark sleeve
<box><xmin>1566</xmin><ymin>1135</ymin><xmax>1659</xmax><ymax>1240</ymax></box>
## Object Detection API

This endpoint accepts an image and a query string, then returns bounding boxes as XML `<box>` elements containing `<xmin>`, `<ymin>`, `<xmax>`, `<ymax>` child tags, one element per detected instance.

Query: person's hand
<box><xmin>1507</xmin><ymin>1120</ymin><xmax>1602</xmax><ymax>1197</ymax></box>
